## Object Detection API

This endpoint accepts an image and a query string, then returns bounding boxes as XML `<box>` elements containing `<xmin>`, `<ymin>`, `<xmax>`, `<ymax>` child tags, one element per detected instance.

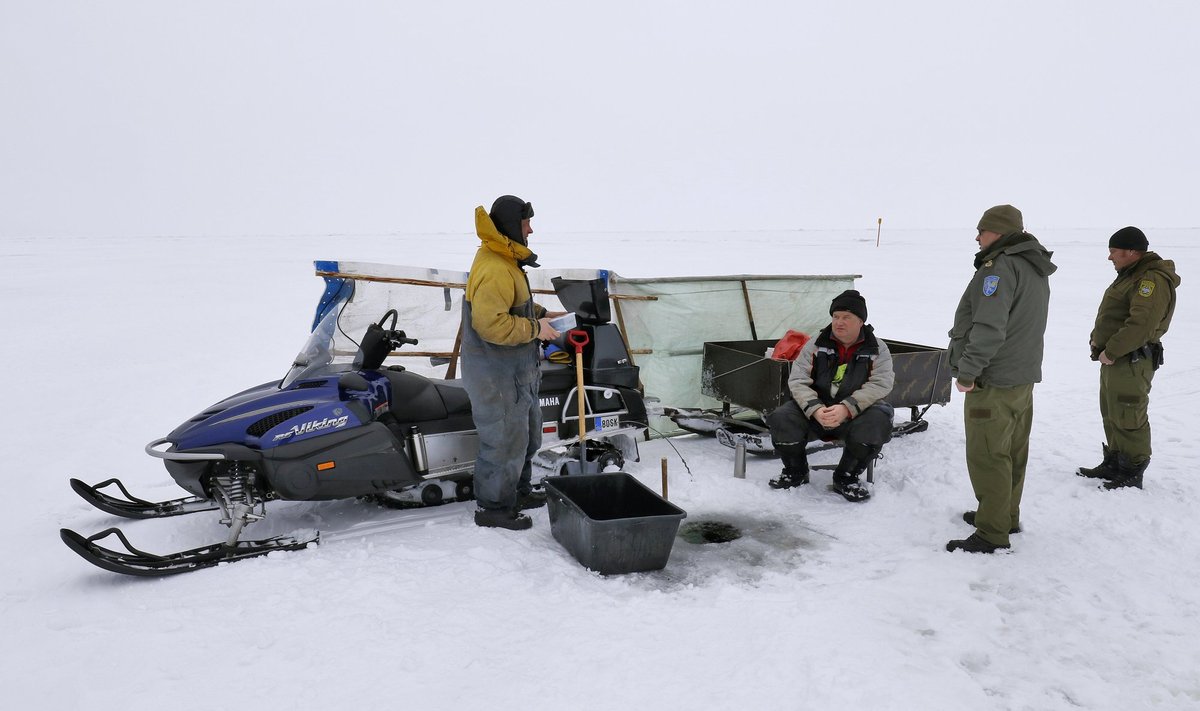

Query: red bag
<box><xmin>771</xmin><ymin>330</ymin><xmax>810</xmax><ymax>361</ymax></box>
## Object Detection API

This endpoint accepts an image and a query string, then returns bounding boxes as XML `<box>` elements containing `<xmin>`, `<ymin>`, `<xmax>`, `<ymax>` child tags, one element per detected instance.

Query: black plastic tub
<box><xmin>542</xmin><ymin>473</ymin><xmax>687</xmax><ymax>575</ymax></box>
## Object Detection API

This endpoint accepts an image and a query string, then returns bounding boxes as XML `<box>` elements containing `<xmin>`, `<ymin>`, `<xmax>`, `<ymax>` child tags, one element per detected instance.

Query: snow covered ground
<box><xmin>4</xmin><ymin>1</ymin><xmax>1199</xmax><ymax>707</ymax></box>
<box><xmin>3</xmin><ymin>228</ymin><xmax>1195</xmax><ymax>710</ymax></box>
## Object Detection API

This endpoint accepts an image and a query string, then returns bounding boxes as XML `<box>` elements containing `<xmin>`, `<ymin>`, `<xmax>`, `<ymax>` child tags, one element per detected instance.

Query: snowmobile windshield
<box><xmin>280</xmin><ymin>307</ymin><xmax>340</xmax><ymax>389</ymax></box>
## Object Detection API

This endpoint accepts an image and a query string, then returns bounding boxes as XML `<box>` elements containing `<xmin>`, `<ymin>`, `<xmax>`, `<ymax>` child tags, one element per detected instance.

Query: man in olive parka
<box><xmin>1077</xmin><ymin>226</ymin><xmax>1179</xmax><ymax>490</ymax></box>
<box><xmin>461</xmin><ymin>195</ymin><xmax>561</xmax><ymax>530</ymax></box>
<box><xmin>946</xmin><ymin>205</ymin><xmax>1057</xmax><ymax>554</ymax></box>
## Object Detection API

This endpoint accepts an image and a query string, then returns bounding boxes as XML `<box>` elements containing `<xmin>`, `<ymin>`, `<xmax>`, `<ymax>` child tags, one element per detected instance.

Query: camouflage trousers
<box><xmin>1099</xmin><ymin>356</ymin><xmax>1155</xmax><ymax>462</ymax></box>
<box><xmin>964</xmin><ymin>383</ymin><xmax>1034</xmax><ymax>547</ymax></box>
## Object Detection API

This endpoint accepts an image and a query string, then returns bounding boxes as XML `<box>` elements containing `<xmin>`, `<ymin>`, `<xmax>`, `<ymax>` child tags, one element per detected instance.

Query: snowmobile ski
<box><xmin>59</xmin><ymin>527</ymin><xmax>318</xmax><ymax>577</ymax></box>
<box><xmin>69</xmin><ymin>478</ymin><xmax>219</xmax><ymax>519</ymax></box>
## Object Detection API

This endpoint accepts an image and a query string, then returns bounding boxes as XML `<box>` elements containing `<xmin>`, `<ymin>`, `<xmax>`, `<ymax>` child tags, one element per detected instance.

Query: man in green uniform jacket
<box><xmin>1077</xmin><ymin>226</ymin><xmax>1180</xmax><ymax>490</ymax></box>
<box><xmin>946</xmin><ymin>205</ymin><xmax>1057</xmax><ymax>554</ymax></box>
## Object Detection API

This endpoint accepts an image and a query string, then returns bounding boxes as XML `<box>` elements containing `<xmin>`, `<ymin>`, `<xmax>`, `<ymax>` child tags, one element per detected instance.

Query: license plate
<box><xmin>596</xmin><ymin>415</ymin><xmax>620</xmax><ymax>432</ymax></box>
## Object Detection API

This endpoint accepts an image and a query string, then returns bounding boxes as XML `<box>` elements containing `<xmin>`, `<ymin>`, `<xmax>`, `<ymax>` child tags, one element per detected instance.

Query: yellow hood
<box><xmin>474</xmin><ymin>206</ymin><xmax>534</xmax><ymax>263</ymax></box>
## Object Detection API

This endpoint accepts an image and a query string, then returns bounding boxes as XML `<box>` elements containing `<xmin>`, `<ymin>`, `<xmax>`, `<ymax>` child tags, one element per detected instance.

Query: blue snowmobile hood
<box><xmin>167</xmin><ymin>372</ymin><xmax>389</xmax><ymax>452</ymax></box>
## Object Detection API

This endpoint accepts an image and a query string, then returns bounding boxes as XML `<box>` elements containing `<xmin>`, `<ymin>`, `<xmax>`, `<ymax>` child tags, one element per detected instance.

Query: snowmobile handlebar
<box><xmin>386</xmin><ymin>330</ymin><xmax>418</xmax><ymax>347</ymax></box>
<box><xmin>145</xmin><ymin>438</ymin><xmax>226</xmax><ymax>461</ymax></box>
<box><xmin>378</xmin><ymin>309</ymin><xmax>399</xmax><ymax>330</ymax></box>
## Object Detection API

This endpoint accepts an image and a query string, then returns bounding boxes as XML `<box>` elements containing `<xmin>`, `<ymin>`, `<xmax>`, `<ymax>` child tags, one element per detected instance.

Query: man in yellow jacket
<box><xmin>462</xmin><ymin>196</ymin><xmax>561</xmax><ymax>530</ymax></box>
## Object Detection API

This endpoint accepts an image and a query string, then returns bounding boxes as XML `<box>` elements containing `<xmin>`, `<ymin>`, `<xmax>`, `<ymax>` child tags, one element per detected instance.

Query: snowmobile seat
<box><xmin>432</xmin><ymin>380</ymin><xmax>472</xmax><ymax>416</ymax></box>
<box><xmin>382</xmin><ymin>370</ymin><xmax>448</xmax><ymax>423</ymax></box>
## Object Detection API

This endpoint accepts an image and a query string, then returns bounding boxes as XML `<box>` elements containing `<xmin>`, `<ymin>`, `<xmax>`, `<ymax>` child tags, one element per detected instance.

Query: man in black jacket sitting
<box><xmin>765</xmin><ymin>290</ymin><xmax>895</xmax><ymax>502</ymax></box>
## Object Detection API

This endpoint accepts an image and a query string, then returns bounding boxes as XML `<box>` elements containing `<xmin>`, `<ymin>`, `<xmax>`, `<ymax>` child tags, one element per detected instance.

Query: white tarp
<box><xmin>609</xmin><ymin>274</ymin><xmax>856</xmax><ymax>430</ymax></box>
<box><xmin>312</xmin><ymin>261</ymin><xmax>856</xmax><ymax>434</ymax></box>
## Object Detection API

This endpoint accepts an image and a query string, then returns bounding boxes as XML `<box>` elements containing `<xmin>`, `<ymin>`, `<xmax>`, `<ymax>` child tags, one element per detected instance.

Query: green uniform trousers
<box><xmin>964</xmin><ymin>383</ymin><xmax>1034</xmax><ymax>546</ymax></box>
<box><xmin>1100</xmin><ymin>356</ymin><xmax>1154</xmax><ymax>462</ymax></box>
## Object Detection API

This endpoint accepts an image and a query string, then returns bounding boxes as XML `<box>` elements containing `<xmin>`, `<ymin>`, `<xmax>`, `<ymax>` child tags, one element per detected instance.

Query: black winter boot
<box><xmin>769</xmin><ymin>468</ymin><xmax>809</xmax><ymax>489</ymax></box>
<box><xmin>1103</xmin><ymin>454</ymin><xmax>1148</xmax><ymax>490</ymax></box>
<box><xmin>474</xmin><ymin>508</ymin><xmax>533</xmax><ymax>530</ymax></box>
<box><xmin>946</xmin><ymin>533</ymin><xmax>1011</xmax><ymax>554</ymax></box>
<box><xmin>516</xmin><ymin>488</ymin><xmax>547</xmax><ymax>510</ymax></box>
<box><xmin>769</xmin><ymin>443</ymin><xmax>810</xmax><ymax>490</ymax></box>
<box><xmin>830</xmin><ymin>444</ymin><xmax>873</xmax><ymax>502</ymax></box>
<box><xmin>1077</xmin><ymin>444</ymin><xmax>1120</xmax><ymax>480</ymax></box>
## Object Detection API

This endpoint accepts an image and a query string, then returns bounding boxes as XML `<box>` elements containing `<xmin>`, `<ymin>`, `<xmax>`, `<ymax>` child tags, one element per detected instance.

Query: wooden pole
<box><xmin>576</xmin><ymin>349</ymin><xmax>587</xmax><ymax>451</ymax></box>
<box><xmin>567</xmin><ymin>329</ymin><xmax>591</xmax><ymax>472</ymax></box>
<box><xmin>611</xmin><ymin>298</ymin><xmax>645</xmax><ymax>391</ymax></box>
<box><xmin>739</xmin><ymin>280</ymin><xmax>758</xmax><ymax>340</ymax></box>
<box><xmin>314</xmin><ymin>270</ymin><xmax>658</xmax><ymax>300</ymax></box>
<box><xmin>876</xmin><ymin>217</ymin><xmax>883</xmax><ymax>247</ymax></box>
<box><xmin>445</xmin><ymin>327</ymin><xmax>463</xmax><ymax>379</ymax></box>
<box><xmin>660</xmin><ymin>457</ymin><xmax>669</xmax><ymax>500</ymax></box>
<box><xmin>611</xmin><ymin>298</ymin><xmax>635</xmax><ymax>365</ymax></box>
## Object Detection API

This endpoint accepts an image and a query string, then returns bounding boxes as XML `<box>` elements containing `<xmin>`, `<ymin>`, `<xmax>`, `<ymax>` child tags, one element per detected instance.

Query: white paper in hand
<box><xmin>549</xmin><ymin>312</ymin><xmax>577</xmax><ymax>331</ymax></box>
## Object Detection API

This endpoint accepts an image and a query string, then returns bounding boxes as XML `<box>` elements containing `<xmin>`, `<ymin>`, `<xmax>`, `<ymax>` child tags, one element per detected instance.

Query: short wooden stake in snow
<box><xmin>876</xmin><ymin>217</ymin><xmax>883</xmax><ymax>247</ymax></box>
<box><xmin>661</xmin><ymin>457</ymin><xmax>669</xmax><ymax>500</ymax></box>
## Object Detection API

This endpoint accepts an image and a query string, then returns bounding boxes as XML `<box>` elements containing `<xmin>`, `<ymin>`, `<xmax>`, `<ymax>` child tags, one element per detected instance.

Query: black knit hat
<box><xmin>489</xmin><ymin>195</ymin><xmax>535</xmax><ymax>245</ymax></box>
<box><xmin>1109</xmin><ymin>226</ymin><xmax>1148</xmax><ymax>251</ymax></box>
<box><xmin>830</xmin><ymin>289</ymin><xmax>868</xmax><ymax>321</ymax></box>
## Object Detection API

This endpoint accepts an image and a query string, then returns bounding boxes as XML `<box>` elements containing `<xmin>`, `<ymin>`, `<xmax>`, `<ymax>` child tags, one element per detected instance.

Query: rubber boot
<box><xmin>1077</xmin><ymin>444</ymin><xmax>1119</xmax><ymax>480</ymax></box>
<box><xmin>769</xmin><ymin>443</ymin><xmax>810</xmax><ymax>490</ymax></box>
<box><xmin>1103</xmin><ymin>454</ymin><xmax>1148</xmax><ymax>491</ymax></box>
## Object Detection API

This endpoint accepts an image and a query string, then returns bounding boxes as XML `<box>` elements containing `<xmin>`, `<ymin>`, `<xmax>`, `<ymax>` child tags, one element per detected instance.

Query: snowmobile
<box><xmin>61</xmin><ymin>276</ymin><xmax>648</xmax><ymax>576</ymax></box>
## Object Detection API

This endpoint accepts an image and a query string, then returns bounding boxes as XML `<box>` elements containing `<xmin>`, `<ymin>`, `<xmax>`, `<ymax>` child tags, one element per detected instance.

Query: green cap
<box><xmin>977</xmin><ymin>205</ymin><xmax>1023</xmax><ymax>235</ymax></box>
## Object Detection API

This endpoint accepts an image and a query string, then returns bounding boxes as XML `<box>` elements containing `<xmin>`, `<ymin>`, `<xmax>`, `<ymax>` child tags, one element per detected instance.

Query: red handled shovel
<box><xmin>568</xmin><ymin>329</ymin><xmax>590</xmax><ymax>471</ymax></box>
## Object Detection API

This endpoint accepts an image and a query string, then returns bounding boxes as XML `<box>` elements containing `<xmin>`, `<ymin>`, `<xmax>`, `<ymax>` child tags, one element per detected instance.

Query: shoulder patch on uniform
<box><xmin>982</xmin><ymin>275</ymin><xmax>1000</xmax><ymax>296</ymax></box>
<box><xmin>1137</xmin><ymin>279</ymin><xmax>1155</xmax><ymax>298</ymax></box>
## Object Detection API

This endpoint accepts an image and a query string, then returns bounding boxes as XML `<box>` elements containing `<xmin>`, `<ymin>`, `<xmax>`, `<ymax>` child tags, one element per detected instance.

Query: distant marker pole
<box><xmin>876</xmin><ymin>218</ymin><xmax>883</xmax><ymax>247</ymax></box>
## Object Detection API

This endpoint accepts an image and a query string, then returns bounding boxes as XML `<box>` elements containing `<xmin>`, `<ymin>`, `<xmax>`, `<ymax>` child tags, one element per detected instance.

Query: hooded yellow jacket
<box><xmin>464</xmin><ymin>206</ymin><xmax>546</xmax><ymax>347</ymax></box>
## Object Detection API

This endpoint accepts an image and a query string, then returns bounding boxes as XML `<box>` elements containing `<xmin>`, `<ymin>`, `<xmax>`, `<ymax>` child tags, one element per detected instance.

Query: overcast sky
<box><xmin>3</xmin><ymin>1</ymin><xmax>1197</xmax><ymax>237</ymax></box>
